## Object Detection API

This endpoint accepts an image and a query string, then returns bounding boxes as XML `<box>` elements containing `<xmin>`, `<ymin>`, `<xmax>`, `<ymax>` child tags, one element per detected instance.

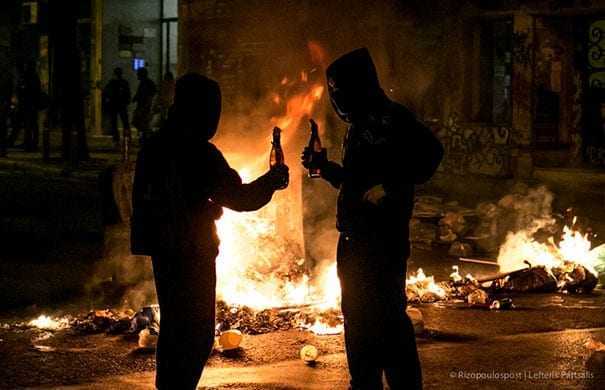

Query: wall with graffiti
<box><xmin>434</xmin><ymin>116</ymin><xmax>512</xmax><ymax>177</ymax></box>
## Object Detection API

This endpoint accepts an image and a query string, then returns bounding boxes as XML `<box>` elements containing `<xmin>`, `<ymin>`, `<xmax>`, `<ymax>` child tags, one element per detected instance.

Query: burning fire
<box><xmin>213</xmin><ymin>46</ymin><xmax>341</xmax><ymax>333</ymax></box>
<box><xmin>498</xmin><ymin>217</ymin><xmax>599</xmax><ymax>277</ymax></box>
<box><xmin>405</xmin><ymin>268</ymin><xmax>447</xmax><ymax>303</ymax></box>
<box><xmin>28</xmin><ymin>315</ymin><xmax>69</xmax><ymax>331</ymax></box>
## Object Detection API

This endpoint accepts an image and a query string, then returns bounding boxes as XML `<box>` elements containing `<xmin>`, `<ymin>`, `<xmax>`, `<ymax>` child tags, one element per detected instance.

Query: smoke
<box><xmin>496</xmin><ymin>185</ymin><xmax>559</xmax><ymax>272</ymax></box>
<box><xmin>178</xmin><ymin>0</ymin><xmax>475</xmax><ymax>269</ymax></box>
<box><xmin>85</xmin><ymin>0</ymin><xmax>483</xmax><ymax>310</ymax></box>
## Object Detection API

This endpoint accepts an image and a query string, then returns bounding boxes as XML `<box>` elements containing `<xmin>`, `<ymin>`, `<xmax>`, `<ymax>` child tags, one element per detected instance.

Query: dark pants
<box><xmin>109</xmin><ymin>107</ymin><xmax>130</xmax><ymax>143</ymax></box>
<box><xmin>152</xmin><ymin>246</ymin><xmax>217</xmax><ymax>390</ymax></box>
<box><xmin>337</xmin><ymin>232</ymin><xmax>422</xmax><ymax>390</ymax></box>
<box><xmin>133</xmin><ymin>105</ymin><xmax>152</xmax><ymax>145</ymax></box>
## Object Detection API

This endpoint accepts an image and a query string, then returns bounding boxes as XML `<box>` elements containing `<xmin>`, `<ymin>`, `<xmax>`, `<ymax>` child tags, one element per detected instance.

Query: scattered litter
<box><xmin>32</xmin><ymin>345</ymin><xmax>56</xmax><ymax>352</ymax></box>
<box><xmin>217</xmin><ymin>329</ymin><xmax>243</xmax><ymax>351</ymax></box>
<box><xmin>300</xmin><ymin>344</ymin><xmax>319</xmax><ymax>364</ymax></box>
<box><xmin>585</xmin><ymin>338</ymin><xmax>605</xmax><ymax>352</ymax></box>
<box><xmin>137</xmin><ymin>328</ymin><xmax>158</xmax><ymax>350</ymax></box>
<box><xmin>467</xmin><ymin>289</ymin><xmax>489</xmax><ymax>306</ymax></box>
<box><xmin>406</xmin><ymin>307</ymin><xmax>424</xmax><ymax>334</ymax></box>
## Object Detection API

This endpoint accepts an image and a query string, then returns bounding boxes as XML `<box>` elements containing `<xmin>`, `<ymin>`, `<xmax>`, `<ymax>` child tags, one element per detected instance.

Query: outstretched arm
<box><xmin>209</xmin><ymin>147</ymin><xmax>287</xmax><ymax>212</ymax></box>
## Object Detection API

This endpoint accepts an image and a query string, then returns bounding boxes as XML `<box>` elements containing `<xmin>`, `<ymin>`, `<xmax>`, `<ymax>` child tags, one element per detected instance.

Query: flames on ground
<box><xmin>212</xmin><ymin>43</ymin><xmax>343</xmax><ymax>334</ymax></box>
<box><xmin>406</xmin><ymin>217</ymin><xmax>604</xmax><ymax>304</ymax></box>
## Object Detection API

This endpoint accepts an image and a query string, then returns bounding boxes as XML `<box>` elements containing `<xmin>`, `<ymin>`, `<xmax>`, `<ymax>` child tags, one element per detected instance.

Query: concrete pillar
<box><xmin>90</xmin><ymin>0</ymin><xmax>103</xmax><ymax>135</ymax></box>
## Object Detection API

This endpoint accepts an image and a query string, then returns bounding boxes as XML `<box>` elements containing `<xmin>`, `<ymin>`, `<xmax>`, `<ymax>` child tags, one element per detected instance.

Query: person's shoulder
<box><xmin>206</xmin><ymin>142</ymin><xmax>227</xmax><ymax>161</ymax></box>
<box><xmin>387</xmin><ymin>101</ymin><xmax>416</xmax><ymax>124</ymax></box>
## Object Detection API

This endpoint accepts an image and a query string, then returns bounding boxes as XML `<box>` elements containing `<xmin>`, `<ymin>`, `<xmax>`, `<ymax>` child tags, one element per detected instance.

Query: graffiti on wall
<box><xmin>436</xmin><ymin>116</ymin><xmax>512</xmax><ymax>177</ymax></box>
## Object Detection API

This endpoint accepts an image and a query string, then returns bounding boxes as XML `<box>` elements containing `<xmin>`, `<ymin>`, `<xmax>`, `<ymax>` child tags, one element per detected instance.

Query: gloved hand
<box><xmin>363</xmin><ymin>184</ymin><xmax>386</xmax><ymax>205</ymax></box>
<box><xmin>266</xmin><ymin>164</ymin><xmax>289</xmax><ymax>190</ymax></box>
<box><xmin>301</xmin><ymin>147</ymin><xmax>327</xmax><ymax>170</ymax></box>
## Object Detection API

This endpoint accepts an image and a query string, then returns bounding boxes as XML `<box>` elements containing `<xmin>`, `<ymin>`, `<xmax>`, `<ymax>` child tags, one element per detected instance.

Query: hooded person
<box><xmin>132</xmin><ymin>73</ymin><xmax>289</xmax><ymax>390</ymax></box>
<box><xmin>302</xmin><ymin>48</ymin><xmax>443</xmax><ymax>389</ymax></box>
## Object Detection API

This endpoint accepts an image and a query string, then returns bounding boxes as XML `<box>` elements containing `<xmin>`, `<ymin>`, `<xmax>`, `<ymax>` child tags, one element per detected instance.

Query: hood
<box><xmin>164</xmin><ymin>73</ymin><xmax>222</xmax><ymax>141</ymax></box>
<box><xmin>326</xmin><ymin>48</ymin><xmax>385</xmax><ymax>122</ymax></box>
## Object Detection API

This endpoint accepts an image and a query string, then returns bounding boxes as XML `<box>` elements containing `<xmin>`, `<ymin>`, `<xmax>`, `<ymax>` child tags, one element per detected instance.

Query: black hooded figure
<box><xmin>131</xmin><ymin>73</ymin><xmax>289</xmax><ymax>390</ymax></box>
<box><xmin>302</xmin><ymin>48</ymin><xmax>443</xmax><ymax>389</ymax></box>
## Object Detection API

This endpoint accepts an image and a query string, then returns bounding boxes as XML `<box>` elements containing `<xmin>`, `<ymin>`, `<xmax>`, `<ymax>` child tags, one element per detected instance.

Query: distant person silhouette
<box><xmin>132</xmin><ymin>67</ymin><xmax>157</xmax><ymax>144</ymax></box>
<box><xmin>157</xmin><ymin>71</ymin><xmax>175</xmax><ymax>126</ymax></box>
<box><xmin>131</xmin><ymin>72</ymin><xmax>289</xmax><ymax>390</ymax></box>
<box><xmin>302</xmin><ymin>48</ymin><xmax>443</xmax><ymax>390</ymax></box>
<box><xmin>0</xmin><ymin>68</ymin><xmax>13</xmax><ymax>156</ymax></box>
<box><xmin>15</xmin><ymin>63</ymin><xmax>41</xmax><ymax>152</ymax></box>
<box><xmin>103</xmin><ymin>67</ymin><xmax>131</xmax><ymax>149</ymax></box>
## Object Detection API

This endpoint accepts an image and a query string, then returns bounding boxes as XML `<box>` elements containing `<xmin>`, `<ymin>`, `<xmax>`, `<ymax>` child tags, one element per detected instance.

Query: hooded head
<box><xmin>326</xmin><ymin>48</ymin><xmax>384</xmax><ymax>122</ymax></box>
<box><xmin>165</xmin><ymin>72</ymin><xmax>221</xmax><ymax>141</ymax></box>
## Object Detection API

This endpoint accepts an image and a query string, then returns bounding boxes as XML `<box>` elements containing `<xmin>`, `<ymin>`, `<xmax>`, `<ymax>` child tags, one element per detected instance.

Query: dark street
<box><xmin>1</xmin><ymin>248</ymin><xmax>604</xmax><ymax>389</ymax></box>
<box><xmin>3</xmin><ymin>0</ymin><xmax>605</xmax><ymax>389</ymax></box>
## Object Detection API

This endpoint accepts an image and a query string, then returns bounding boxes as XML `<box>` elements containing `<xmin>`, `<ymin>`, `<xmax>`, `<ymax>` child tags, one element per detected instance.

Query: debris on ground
<box><xmin>217</xmin><ymin>329</ymin><xmax>243</xmax><ymax>351</ymax></box>
<box><xmin>300</xmin><ymin>344</ymin><xmax>319</xmax><ymax>364</ymax></box>
<box><xmin>137</xmin><ymin>328</ymin><xmax>158</xmax><ymax>350</ymax></box>
<box><xmin>585</xmin><ymin>337</ymin><xmax>605</xmax><ymax>352</ymax></box>
<box><xmin>406</xmin><ymin>307</ymin><xmax>424</xmax><ymax>334</ymax></box>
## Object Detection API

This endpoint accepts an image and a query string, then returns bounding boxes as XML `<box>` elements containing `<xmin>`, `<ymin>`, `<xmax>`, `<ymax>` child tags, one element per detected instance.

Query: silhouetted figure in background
<box><xmin>16</xmin><ymin>63</ymin><xmax>41</xmax><ymax>152</ymax></box>
<box><xmin>132</xmin><ymin>67</ymin><xmax>156</xmax><ymax>144</ymax></box>
<box><xmin>131</xmin><ymin>73</ymin><xmax>289</xmax><ymax>390</ymax></box>
<box><xmin>103</xmin><ymin>67</ymin><xmax>131</xmax><ymax>149</ymax></box>
<box><xmin>302</xmin><ymin>48</ymin><xmax>443</xmax><ymax>389</ymax></box>
<box><xmin>157</xmin><ymin>71</ymin><xmax>175</xmax><ymax>126</ymax></box>
<box><xmin>0</xmin><ymin>70</ymin><xmax>13</xmax><ymax>156</ymax></box>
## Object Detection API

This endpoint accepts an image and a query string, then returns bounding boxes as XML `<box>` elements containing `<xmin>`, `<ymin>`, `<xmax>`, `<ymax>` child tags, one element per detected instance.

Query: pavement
<box><xmin>25</xmin><ymin>327</ymin><xmax>605</xmax><ymax>390</ymax></box>
<box><xmin>1</xmin><ymin>136</ymin><xmax>605</xmax><ymax>389</ymax></box>
<box><xmin>3</xmin><ymin>260</ymin><xmax>604</xmax><ymax>390</ymax></box>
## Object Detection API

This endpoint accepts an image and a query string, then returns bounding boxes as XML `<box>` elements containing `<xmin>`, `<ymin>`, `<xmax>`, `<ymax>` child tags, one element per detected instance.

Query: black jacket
<box><xmin>103</xmin><ymin>78</ymin><xmax>131</xmax><ymax>110</ymax></box>
<box><xmin>131</xmin><ymin>74</ymin><xmax>277</xmax><ymax>256</ymax></box>
<box><xmin>323</xmin><ymin>49</ymin><xmax>443</xmax><ymax>252</ymax></box>
<box><xmin>131</xmin><ymin>135</ymin><xmax>277</xmax><ymax>256</ymax></box>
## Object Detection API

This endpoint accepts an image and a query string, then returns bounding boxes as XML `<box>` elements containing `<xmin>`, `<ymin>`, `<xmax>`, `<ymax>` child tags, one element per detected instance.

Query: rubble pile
<box><xmin>71</xmin><ymin>309</ymin><xmax>136</xmax><ymax>334</ymax></box>
<box><xmin>215</xmin><ymin>300</ymin><xmax>342</xmax><ymax>335</ymax></box>
<box><xmin>411</xmin><ymin>185</ymin><xmax>561</xmax><ymax>257</ymax></box>
<box><xmin>406</xmin><ymin>260</ymin><xmax>600</xmax><ymax>308</ymax></box>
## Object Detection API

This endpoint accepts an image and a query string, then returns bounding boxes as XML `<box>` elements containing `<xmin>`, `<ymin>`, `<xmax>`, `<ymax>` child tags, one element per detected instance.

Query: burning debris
<box><xmin>300</xmin><ymin>344</ymin><xmax>319</xmax><ymax>364</ymax></box>
<box><xmin>408</xmin><ymin>186</ymin><xmax>603</xmax><ymax>308</ymax></box>
<box><xmin>405</xmin><ymin>268</ymin><xmax>447</xmax><ymax>303</ymax></box>
<box><xmin>27</xmin><ymin>315</ymin><xmax>70</xmax><ymax>331</ymax></box>
<box><xmin>215</xmin><ymin>300</ymin><xmax>343</xmax><ymax>336</ymax></box>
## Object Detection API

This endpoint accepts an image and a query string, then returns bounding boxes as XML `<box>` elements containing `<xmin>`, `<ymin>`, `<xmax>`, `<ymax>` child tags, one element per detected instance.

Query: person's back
<box><xmin>134</xmin><ymin>68</ymin><xmax>157</xmax><ymax>108</ymax></box>
<box><xmin>104</xmin><ymin>68</ymin><xmax>131</xmax><ymax>147</ymax></box>
<box><xmin>132</xmin><ymin>68</ymin><xmax>157</xmax><ymax>140</ymax></box>
<box><xmin>131</xmin><ymin>73</ymin><xmax>288</xmax><ymax>390</ymax></box>
<box><xmin>105</xmin><ymin>77</ymin><xmax>130</xmax><ymax>110</ymax></box>
<box><xmin>18</xmin><ymin>66</ymin><xmax>40</xmax><ymax>112</ymax></box>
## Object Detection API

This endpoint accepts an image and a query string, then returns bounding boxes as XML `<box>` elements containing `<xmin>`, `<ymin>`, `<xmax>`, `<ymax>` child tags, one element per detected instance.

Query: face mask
<box><xmin>328</xmin><ymin>78</ymin><xmax>353</xmax><ymax>123</ymax></box>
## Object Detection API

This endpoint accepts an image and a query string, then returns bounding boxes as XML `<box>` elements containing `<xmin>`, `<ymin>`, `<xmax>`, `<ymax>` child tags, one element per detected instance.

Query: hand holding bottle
<box><xmin>269</xmin><ymin>126</ymin><xmax>288</xmax><ymax>190</ymax></box>
<box><xmin>301</xmin><ymin>119</ymin><xmax>327</xmax><ymax>175</ymax></box>
<box><xmin>266</xmin><ymin>164</ymin><xmax>289</xmax><ymax>190</ymax></box>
